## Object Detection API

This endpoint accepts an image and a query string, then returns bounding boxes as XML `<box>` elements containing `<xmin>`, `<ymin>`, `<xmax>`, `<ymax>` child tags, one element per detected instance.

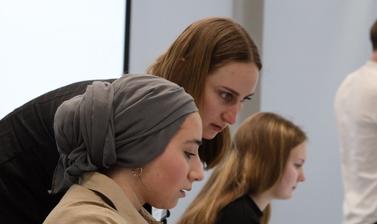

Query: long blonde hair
<box><xmin>178</xmin><ymin>112</ymin><xmax>307</xmax><ymax>224</ymax></box>
<box><xmin>147</xmin><ymin>17</ymin><xmax>262</xmax><ymax>168</ymax></box>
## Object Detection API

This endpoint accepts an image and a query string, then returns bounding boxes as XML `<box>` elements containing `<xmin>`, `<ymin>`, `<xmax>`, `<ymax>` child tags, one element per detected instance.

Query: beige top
<box><xmin>43</xmin><ymin>172</ymin><xmax>161</xmax><ymax>224</ymax></box>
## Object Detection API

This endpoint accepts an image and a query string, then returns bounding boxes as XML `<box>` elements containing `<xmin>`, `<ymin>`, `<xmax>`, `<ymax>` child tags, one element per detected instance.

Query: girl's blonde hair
<box><xmin>178</xmin><ymin>112</ymin><xmax>307</xmax><ymax>224</ymax></box>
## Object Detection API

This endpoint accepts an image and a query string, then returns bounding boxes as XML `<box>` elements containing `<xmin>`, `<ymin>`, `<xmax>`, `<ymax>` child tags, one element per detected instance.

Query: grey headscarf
<box><xmin>51</xmin><ymin>74</ymin><xmax>198</xmax><ymax>193</ymax></box>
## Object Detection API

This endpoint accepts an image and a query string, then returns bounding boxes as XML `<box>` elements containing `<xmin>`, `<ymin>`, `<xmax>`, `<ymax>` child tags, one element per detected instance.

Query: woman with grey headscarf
<box><xmin>43</xmin><ymin>74</ymin><xmax>204</xmax><ymax>224</ymax></box>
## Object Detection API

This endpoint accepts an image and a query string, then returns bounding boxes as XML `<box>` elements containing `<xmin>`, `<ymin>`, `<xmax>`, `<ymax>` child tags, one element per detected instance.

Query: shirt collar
<box><xmin>365</xmin><ymin>60</ymin><xmax>377</xmax><ymax>70</ymax></box>
<box><xmin>81</xmin><ymin>172</ymin><xmax>160</xmax><ymax>224</ymax></box>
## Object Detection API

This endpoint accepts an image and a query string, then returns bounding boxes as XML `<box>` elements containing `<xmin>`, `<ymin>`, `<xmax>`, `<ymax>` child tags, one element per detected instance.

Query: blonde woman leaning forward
<box><xmin>147</xmin><ymin>17</ymin><xmax>262</xmax><ymax>169</ymax></box>
<box><xmin>178</xmin><ymin>112</ymin><xmax>308</xmax><ymax>224</ymax></box>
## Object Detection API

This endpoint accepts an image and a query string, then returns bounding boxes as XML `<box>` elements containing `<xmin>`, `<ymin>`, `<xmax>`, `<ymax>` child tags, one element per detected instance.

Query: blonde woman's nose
<box><xmin>222</xmin><ymin>104</ymin><xmax>240</xmax><ymax>125</ymax></box>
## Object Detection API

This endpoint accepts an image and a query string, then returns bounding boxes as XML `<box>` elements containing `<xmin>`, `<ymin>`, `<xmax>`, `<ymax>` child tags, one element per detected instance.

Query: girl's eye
<box><xmin>294</xmin><ymin>163</ymin><xmax>303</xmax><ymax>169</ymax></box>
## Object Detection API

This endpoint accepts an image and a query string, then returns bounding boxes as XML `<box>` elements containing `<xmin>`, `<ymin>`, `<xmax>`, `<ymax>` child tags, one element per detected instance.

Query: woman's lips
<box><xmin>179</xmin><ymin>189</ymin><xmax>187</xmax><ymax>198</ymax></box>
<box><xmin>211</xmin><ymin>123</ymin><xmax>223</xmax><ymax>132</ymax></box>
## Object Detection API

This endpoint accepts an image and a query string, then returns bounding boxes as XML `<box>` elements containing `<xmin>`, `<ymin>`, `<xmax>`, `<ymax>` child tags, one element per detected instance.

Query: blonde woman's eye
<box><xmin>241</xmin><ymin>96</ymin><xmax>252</xmax><ymax>102</ymax></box>
<box><xmin>219</xmin><ymin>91</ymin><xmax>234</xmax><ymax>103</ymax></box>
<box><xmin>295</xmin><ymin>163</ymin><xmax>303</xmax><ymax>169</ymax></box>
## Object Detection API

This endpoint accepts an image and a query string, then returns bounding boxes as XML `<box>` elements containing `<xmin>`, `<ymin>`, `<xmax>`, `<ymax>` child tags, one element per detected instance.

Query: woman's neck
<box><xmin>249</xmin><ymin>191</ymin><xmax>272</xmax><ymax>211</ymax></box>
<box><xmin>107</xmin><ymin>168</ymin><xmax>145</xmax><ymax>210</ymax></box>
<box><xmin>372</xmin><ymin>51</ymin><xmax>377</xmax><ymax>63</ymax></box>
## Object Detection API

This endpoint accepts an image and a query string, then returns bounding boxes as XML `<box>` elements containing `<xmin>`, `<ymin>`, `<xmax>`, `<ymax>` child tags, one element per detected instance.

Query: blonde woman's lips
<box><xmin>211</xmin><ymin>123</ymin><xmax>223</xmax><ymax>132</ymax></box>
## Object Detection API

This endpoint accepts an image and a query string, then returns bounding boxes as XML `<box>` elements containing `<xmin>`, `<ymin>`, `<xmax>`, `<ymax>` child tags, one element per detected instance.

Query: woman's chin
<box><xmin>202</xmin><ymin>130</ymin><xmax>219</xmax><ymax>140</ymax></box>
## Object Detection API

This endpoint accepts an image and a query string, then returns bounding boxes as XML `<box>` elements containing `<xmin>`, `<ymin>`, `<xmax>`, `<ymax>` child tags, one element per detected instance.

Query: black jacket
<box><xmin>0</xmin><ymin>79</ymin><xmax>114</xmax><ymax>224</ymax></box>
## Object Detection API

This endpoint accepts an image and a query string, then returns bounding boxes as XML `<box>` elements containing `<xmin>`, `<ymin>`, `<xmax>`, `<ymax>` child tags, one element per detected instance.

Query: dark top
<box><xmin>0</xmin><ymin>79</ymin><xmax>114</xmax><ymax>224</ymax></box>
<box><xmin>216</xmin><ymin>195</ymin><xmax>263</xmax><ymax>224</ymax></box>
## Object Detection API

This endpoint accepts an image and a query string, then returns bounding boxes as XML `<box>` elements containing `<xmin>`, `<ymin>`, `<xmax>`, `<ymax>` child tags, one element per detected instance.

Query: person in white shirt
<box><xmin>335</xmin><ymin>19</ymin><xmax>377</xmax><ymax>224</ymax></box>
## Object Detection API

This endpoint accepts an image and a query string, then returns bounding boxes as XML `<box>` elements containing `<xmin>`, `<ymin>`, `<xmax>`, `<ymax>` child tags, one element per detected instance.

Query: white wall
<box><xmin>0</xmin><ymin>0</ymin><xmax>125</xmax><ymax>119</ymax></box>
<box><xmin>261</xmin><ymin>1</ymin><xmax>377</xmax><ymax>223</ymax></box>
<box><xmin>129</xmin><ymin>0</ymin><xmax>233</xmax><ymax>73</ymax></box>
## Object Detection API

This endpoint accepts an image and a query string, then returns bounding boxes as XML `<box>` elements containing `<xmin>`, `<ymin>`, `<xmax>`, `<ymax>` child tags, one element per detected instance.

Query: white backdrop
<box><xmin>0</xmin><ymin>0</ymin><xmax>125</xmax><ymax>118</ymax></box>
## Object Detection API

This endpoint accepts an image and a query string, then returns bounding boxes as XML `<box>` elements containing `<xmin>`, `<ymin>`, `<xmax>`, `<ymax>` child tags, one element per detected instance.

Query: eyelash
<box><xmin>219</xmin><ymin>91</ymin><xmax>234</xmax><ymax>103</ymax></box>
<box><xmin>219</xmin><ymin>91</ymin><xmax>252</xmax><ymax>103</ymax></box>
<box><xmin>294</xmin><ymin>164</ymin><xmax>303</xmax><ymax>169</ymax></box>
<box><xmin>184</xmin><ymin>151</ymin><xmax>196</xmax><ymax>160</ymax></box>
<box><xmin>241</xmin><ymin>96</ymin><xmax>252</xmax><ymax>102</ymax></box>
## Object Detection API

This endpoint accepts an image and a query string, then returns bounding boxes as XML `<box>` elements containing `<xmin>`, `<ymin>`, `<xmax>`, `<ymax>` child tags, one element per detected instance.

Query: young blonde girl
<box><xmin>178</xmin><ymin>112</ymin><xmax>307</xmax><ymax>224</ymax></box>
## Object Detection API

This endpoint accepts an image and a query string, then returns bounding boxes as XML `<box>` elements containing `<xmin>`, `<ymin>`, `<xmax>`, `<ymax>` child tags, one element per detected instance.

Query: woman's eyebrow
<box><xmin>222</xmin><ymin>86</ymin><xmax>255</xmax><ymax>99</ymax></box>
<box><xmin>184</xmin><ymin>139</ymin><xmax>202</xmax><ymax>146</ymax></box>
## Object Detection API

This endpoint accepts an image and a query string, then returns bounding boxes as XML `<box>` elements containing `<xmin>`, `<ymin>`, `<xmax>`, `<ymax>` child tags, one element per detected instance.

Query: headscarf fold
<box><xmin>51</xmin><ymin>74</ymin><xmax>198</xmax><ymax>193</ymax></box>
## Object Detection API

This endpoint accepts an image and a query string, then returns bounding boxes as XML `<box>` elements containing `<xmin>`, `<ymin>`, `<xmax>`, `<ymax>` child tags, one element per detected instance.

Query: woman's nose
<box><xmin>298</xmin><ymin>170</ymin><xmax>305</xmax><ymax>182</ymax></box>
<box><xmin>221</xmin><ymin>104</ymin><xmax>241</xmax><ymax>125</ymax></box>
<box><xmin>189</xmin><ymin>159</ymin><xmax>204</xmax><ymax>182</ymax></box>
